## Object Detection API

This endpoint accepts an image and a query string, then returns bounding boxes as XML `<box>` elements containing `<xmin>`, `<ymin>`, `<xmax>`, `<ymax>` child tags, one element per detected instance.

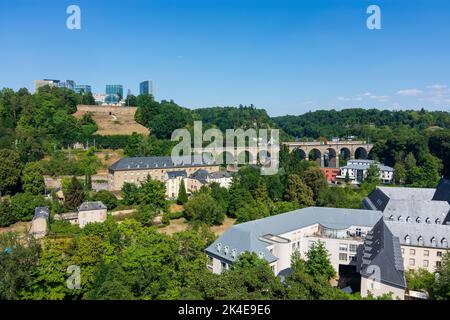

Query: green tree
<box><xmin>393</xmin><ymin>162</ymin><xmax>406</xmax><ymax>184</ymax></box>
<box><xmin>93</xmin><ymin>190</ymin><xmax>118</xmax><ymax>210</ymax></box>
<box><xmin>305</xmin><ymin>241</ymin><xmax>336</xmax><ymax>281</ymax></box>
<box><xmin>0</xmin><ymin>149</ymin><xmax>23</xmax><ymax>195</ymax></box>
<box><xmin>22</xmin><ymin>162</ymin><xmax>45</xmax><ymax>195</ymax></box>
<box><xmin>433</xmin><ymin>252</ymin><xmax>450</xmax><ymax>300</ymax></box>
<box><xmin>139</xmin><ymin>177</ymin><xmax>167</xmax><ymax>210</ymax></box>
<box><xmin>11</xmin><ymin>193</ymin><xmax>48</xmax><ymax>221</ymax></box>
<box><xmin>303</xmin><ymin>166</ymin><xmax>328</xmax><ymax>200</ymax></box>
<box><xmin>405</xmin><ymin>269</ymin><xmax>435</xmax><ymax>297</ymax></box>
<box><xmin>65</xmin><ymin>176</ymin><xmax>86</xmax><ymax>211</ymax></box>
<box><xmin>284</xmin><ymin>174</ymin><xmax>314</xmax><ymax>207</ymax></box>
<box><xmin>121</xmin><ymin>183</ymin><xmax>139</xmax><ymax>206</ymax></box>
<box><xmin>184</xmin><ymin>193</ymin><xmax>224</xmax><ymax>225</ymax></box>
<box><xmin>365</xmin><ymin>164</ymin><xmax>380</xmax><ymax>184</ymax></box>
<box><xmin>0</xmin><ymin>233</ymin><xmax>41</xmax><ymax>299</ymax></box>
<box><xmin>0</xmin><ymin>197</ymin><xmax>15</xmax><ymax>227</ymax></box>
<box><xmin>177</xmin><ymin>179</ymin><xmax>188</xmax><ymax>205</ymax></box>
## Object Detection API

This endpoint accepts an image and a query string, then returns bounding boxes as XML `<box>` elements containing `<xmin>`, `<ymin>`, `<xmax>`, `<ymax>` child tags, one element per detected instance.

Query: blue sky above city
<box><xmin>1</xmin><ymin>0</ymin><xmax>450</xmax><ymax>116</ymax></box>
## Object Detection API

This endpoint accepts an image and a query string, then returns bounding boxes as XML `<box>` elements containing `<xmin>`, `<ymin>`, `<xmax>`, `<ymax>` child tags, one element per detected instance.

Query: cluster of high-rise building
<box><xmin>34</xmin><ymin>79</ymin><xmax>154</xmax><ymax>106</ymax></box>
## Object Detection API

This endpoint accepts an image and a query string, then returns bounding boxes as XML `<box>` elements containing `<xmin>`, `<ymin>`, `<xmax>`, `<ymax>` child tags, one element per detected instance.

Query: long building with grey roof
<box><xmin>108</xmin><ymin>156</ymin><xmax>220</xmax><ymax>191</ymax></box>
<box><xmin>205</xmin><ymin>206</ymin><xmax>409</xmax><ymax>298</ymax></box>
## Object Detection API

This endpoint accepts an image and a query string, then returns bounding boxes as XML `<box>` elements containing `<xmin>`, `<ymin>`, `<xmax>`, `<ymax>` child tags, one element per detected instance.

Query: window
<box><xmin>436</xmin><ymin>218</ymin><xmax>441</xmax><ymax>224</ymax></box>
<box><xmin>349</xmin><ymin>244</ymin><xmax>358</xmax><ymax>252</ymax></box>
<box><xmin>339</xmin><ymin>253</ymin><xmax>348</xmax><ymax>261</ymax></box>
<box><xmin>339</xmin><ymin>243</ymin><xmax>348</xmax><ymax>251</ymax></box>
<box><xmin>437</xmin><ymin>251</ymin><xmax>442</xmax><ymax>257</ymax></box>
<box><xmin>425</xmin><ymin>217</ymin><xmax>431</xmax><ymax>224</ymax></box>
<box><xmin>356</xmin><ymin>228</ymin><xmax>362</xmax><ymax>237</ymax></box>
<box><xmin>436</xmin><ymin>261</ymin><xmax>442</xmax><ymax>268</ymax></box>
<box><xmin>405</xmin><ymin>235</ymin><xmax>411</xmax><ymax>245</ymax></box>
<box><xmin>221</xmin><ymin>262</ymin><xmax>227</xmax><ymax>272</ymax></box>
<box><xmin>409</xmin><ymin>258</ymin><xmax>415</xmax><ymax>266</ymax></box>
<box><xmin>416</xmin><ymin>217</ymin><xmax>421</xmax><ymax>223</ymax></box>
<box><xmin>424</xmin><ymin>250</ymin><xmax>429</xmax><ymax>257</ymax></box>
<box><xmin>401</xmin><ymin>248</ymin><xmax>405</xmax><ymax>254</ymax></box>
<box><xmin>417</xmin><ymin>236</ymin><xmax>424</xmax><ymax>246</ymax></box>
<box><xmin>409</xmin><ymin>249</ymin><xmax>415</xmax><ymax>255</ymax></box>
<box><xmin>406</xmin><ymin>216</ymin><xmax>412</xmax><ymax>223</ymax></box>
<box><xmin>398</xmin><ymin>216</ymin><xmax>403</xmax><ymax>222</ymax></box>
<box><xmin>349</xmin><ymin>255</ymin><xmax>356</xmax><ymax>262</ymax></box>
<box><xmin>431</xmin><ymin>237</ymin><xmax>437</xmax><ymax>246</ymax></box>
<box><xmin>389</xmin><ymin>215</ymin><xmax>394</xmax><ymax>221</ymax></box>
<box><xmin>423</xmin><ymin>260</ymin><xmax>429</xmax><ymax>268</ymax></box>
<box><xmin>442</xmin><ymin>238</ymin><xmax>448</xmax><ymax>248</ymax></box>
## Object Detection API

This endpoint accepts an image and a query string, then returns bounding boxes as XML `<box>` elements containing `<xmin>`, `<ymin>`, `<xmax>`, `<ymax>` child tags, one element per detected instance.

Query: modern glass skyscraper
<box><xmin>139</xmin><ymin>80</ymin><xmax>153</xmax><ymax>95</ymax></box>
<box><xmin>105</xmin><ymin>85</ymin><xmax>124</xmax><ymax>103</ymax></box>
<box><xmin>74</xmin><ymin>85</ymin><xmax>92</xmax><ymax>94</ymax></box>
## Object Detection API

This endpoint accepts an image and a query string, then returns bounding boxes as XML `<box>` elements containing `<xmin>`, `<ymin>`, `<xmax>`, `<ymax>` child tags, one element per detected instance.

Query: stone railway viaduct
<box><xmin>193</xmin><ymin>140</ymin><xmax>374</xmax><ymax>168</ymax></box>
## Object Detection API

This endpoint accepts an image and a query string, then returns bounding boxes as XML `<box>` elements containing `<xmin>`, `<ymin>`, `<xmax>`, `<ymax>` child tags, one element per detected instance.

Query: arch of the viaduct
<box><xmin>192</xmin><ymin>141</ymin><xmax>373</xmax><ymax>168</ymax></box>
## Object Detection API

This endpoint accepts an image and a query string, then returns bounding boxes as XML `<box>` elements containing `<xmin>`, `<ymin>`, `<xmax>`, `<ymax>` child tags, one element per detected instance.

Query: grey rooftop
<box><xmin>78</xmin><ymin>201</ymin><xmax>107</xmax><ymax>212</ymax></box>
<box><xmin>205</xmin><ymin>207</ymin><xmax>383</xmax><ymax>264</ymax></box>
<box><xmin>33</xmin><ymin>207</ymin><xmax>50</xmax><ymax>221</ymax></box>
<box><xmin>109</xmin><ymin>156</ymin><xmax>217</xmax><ymax>171</ymax></box>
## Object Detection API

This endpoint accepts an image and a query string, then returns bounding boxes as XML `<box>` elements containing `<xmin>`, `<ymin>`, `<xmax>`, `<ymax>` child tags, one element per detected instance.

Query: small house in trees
<box><xmin>77</xmin><ymin>201</ymin><xmax>107</xmax><ymax>228</ymax></box>
<box><xmin>29</xmin><ymin>207</ymin><xmax>49</xmax><ymax>239</ymax></box>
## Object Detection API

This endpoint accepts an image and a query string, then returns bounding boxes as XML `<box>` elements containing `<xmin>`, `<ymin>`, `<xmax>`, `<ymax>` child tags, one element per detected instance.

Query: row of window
<box><xmin>339</xmin><ymin>243</ymin><xmax>358</xmax><ymax>252</ymax></box>
<box><xmin>339</xmin><ymin>253</ymin><xmax>357</xmax><ymax>262</ymax></box>
<box><xmin>404</xmin><ymin>235</ymin><xmax>448</xmax><ymax>247</ymax></box>
<box><xmin>409</xmin><ymin>258</ymin><xmax>442</xmax><ymax>268</ymax></box>
<box><xmin>389</xmin><ymin>215</ymin><xmax>442</xmax><ymax>224</ymax></box>
<box><xmin>402</xmin><ymin>248</ymin><xmax>443</xmax><ymax>257</ymax></box>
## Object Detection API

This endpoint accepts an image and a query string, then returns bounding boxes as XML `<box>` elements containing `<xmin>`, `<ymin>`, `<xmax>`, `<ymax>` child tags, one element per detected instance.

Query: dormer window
<box><xmin>436</xmin><ymin>218</ymin><xmax>441</xmax><ymax>224</ymax></box>
<box><xmin>389</xmin><ymin>215</ymin><xmax>394</xmax><ymax>221</ymax></box>
<box><xmin>416</xmin><ymin>217</ymin><xmax>421</xmax><ymax>223</ymax></box>
<box><xmin>431</xmin><ymin>237</ymin><xmax>437</xmax><ymax>246</ymax></box>
<box><xmin>405</xmin><ymin>235</ymin><xmax>411</xmax><ymax>245</ymax></box>
<box><xmin>398</xmin><ymin>216</ymin><xmax>403</xmax><ymax>222</ymax></box>
<box><xmin>442</xmin><ymin>238</ymin><xmax>448</xmax><ymax>248</ymax></box>
<box><xmin>406</xmin><ymin>216</ymin><xmax>412</xmax><ymax>223</ymax></box>
<box><xmin>425</xmin><ymin>217</ymin><xmax>431</xmax><ymax>224</ymax></box>
<box><xmin>216</xmin><ymin>243</ymin><xmax>222</xmax><ymax>252</ymax></box>
<box><xmin>224</xmin><ymin>246</ymin><xmax>229</xmax><ymax>256</ymax></box>
<box><xmin>417</xmin><ymin>236</ymin><xmax>424</xmax><ymax>246</ymax></box>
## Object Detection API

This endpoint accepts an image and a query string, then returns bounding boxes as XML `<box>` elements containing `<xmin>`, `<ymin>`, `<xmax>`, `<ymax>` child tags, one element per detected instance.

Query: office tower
<box><xmin>139</xmin><ymin>80</ymin><xmax>153</xmax><ymax>95</ymax></box>
<box><xmin>105</xmin><ymin>84</ymin><xmax>124</xmax><ymax>104</ymax></box>
<box><xmin>74</xmin><ymin>85</ymin><xmax>92</xmax><ymax>94</ymax></box>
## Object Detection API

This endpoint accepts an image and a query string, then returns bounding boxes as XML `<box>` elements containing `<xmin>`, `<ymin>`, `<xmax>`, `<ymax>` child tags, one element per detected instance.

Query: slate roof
<box><xmin>166</xmin><ymin>170</ymin><xmax>187</xmax><ymax>179</ymax></box>
<box><xmin>341</xmin><ymin>164</ymin><xmax>394</xmax><ymax>172</ymax></box>
<box><xmin>205</xmin><ymin>207</ymin><xmax>383</xmax><ymax>264</ymax></box>
<box><xmin>190</xmin><ymin>169</ymin><xmax>209</xmax><ymax>183</ymax></box>
<box><xmin>384</xmin><ymin>220</ymin><xmax>450</xmax><ymax>248</ymax></box>
<box><xmin>363</xmin><ymin>186</ymin><xmax>450</xmax><ymax>224</ymax></box>
<box><xmin>109</xmin><ymin>156</ymin><xmax>216</xmax><ymax>172</ymax></box>
<box><xmin>359</xmin><ymin>219</ymin><xmax>406</xmax><ymax>289</ymax></box>
<box><xmin>433</xmin><ymin>178</ymin><xmax>450</xmax><ymax>203</ymax></box>
<box><xmin>77</xmin><ymin>201</ymin><xmax>107</xmax><ymax>212</ymax></box>
<box><xmin>208</xmin><ymin>171</ymin><xmax>233</xmax><ymax>179</ymax></box>
<box><xmin>33</xmin><ymin>207</ymin><xmax>49</xmax><ymax>220</ymax></box>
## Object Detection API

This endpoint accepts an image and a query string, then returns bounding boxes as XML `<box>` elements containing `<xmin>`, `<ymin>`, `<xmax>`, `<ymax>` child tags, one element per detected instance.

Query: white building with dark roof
<box><xmin>205</xmin><ymin>207</ymin><xmax>407</xmax><ymax>298</ymax></box>
<box><xmin>336</xmin><ymin>159</ymin><xmax>394</xmax><ymax>184</ymax></box>
<box><xmin>28</xmin><ymin>207</ymin><xmax>50</xmax><ymax>239</ymax></box>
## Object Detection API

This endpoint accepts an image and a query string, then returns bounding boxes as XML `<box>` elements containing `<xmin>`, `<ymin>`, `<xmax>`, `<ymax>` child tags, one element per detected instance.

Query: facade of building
<box><xmin>363</xmin><ymin>182</ymin><xmax>450</xmax><ymax>273</ymax></box>
<box><xmin>320</xmin><ymin>167</ymin><xmax>340</xmax><ymax>183</ymax></box>
<box><xmin>77</xmin><ymin>201</ymin><xmax>108</xmax><ymax>228</ymax></box>
<box><xmin>105</xmin><ymin>84</ymin><xmax>124</xmax><ymax>104</ymax></box>
<box><xmin>28</xmin><ymin>207</ymin><xmax>50</xmax><ymax>239</ymax></box>
<box><xmin>140</xmin><ymin>80</ymin><xmax>153</xmax><ymax>95</ymax></box>
<box><xmin>336</xmin><ymin>159</ymin><xmax>394</xmax><ymax>184</ymax></box>
<box><xmin>205</xmin><ymin>207</ymin><xmax>407</xmax><ymax>297</ymax></box>
<box><xmin>165</xmin><ymin>170</ymin><xmax>188</xmax><ymax>199</ymax></box>
<box><xmin>74</xmin><ymin>85</ymin><xmax>92</xmax><ymax>94</ymax></box>
<box><xmin>108</xmin><ymin>156</ymin><xmax>220</xmax><ymax>191</ymax></box>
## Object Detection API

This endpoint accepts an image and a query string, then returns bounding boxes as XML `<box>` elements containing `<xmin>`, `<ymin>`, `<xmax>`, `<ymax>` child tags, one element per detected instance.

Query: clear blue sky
<box><xmin>1</xmin><ymin>0</ymin><xmax>450</xmax><ymax>116</ymax></box>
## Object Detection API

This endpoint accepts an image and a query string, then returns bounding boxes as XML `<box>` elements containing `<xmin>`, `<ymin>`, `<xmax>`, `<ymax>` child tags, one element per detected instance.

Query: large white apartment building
<box><xmin>205</xmin><ymin>207</ymin><xmax>406</xmax><ymax>299</ymax></box>
<box><xmin>336</xmin><ymin>159</ymin><xmax>394</xmax><ymax>184</ymax></box>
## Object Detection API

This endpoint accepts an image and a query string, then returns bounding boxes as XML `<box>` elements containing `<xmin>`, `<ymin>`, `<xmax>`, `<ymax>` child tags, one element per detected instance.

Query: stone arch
<box><xmin>237</xmin><ymin>150</ymin><xmax>254</xmax><ymax>165</ymax></box>
<box><xmin>217</xmin><ymin>151</ymin><xmax>235</xmax><ymax>166</ymax></box>
<box><xmin>292</xmin><ymin>148</ymin><xmax>307</xmax><ymax>161</ymax></box>
<box><xmin>355</xmin><ymin>147</ymin><xmax>368</xmax><ymax>159</ymax></box>
<box><xmin>340</xmin><ymin>147</ymin><xmax>351</xmax><ymax>161</ymax></box>
<box><xmin>324</xmin><ymin>148</ymin><xmax>337</xmax><ymax>168</ymax></box>
<box><xmin>308</xmin><ymin>148</ymin><xmax>322</xmax><ymax>166</ymax></box>
<box><xmin>257</xmin><ymin>150</ymin><xmax>272</xmax><ymax>166</ymax></box>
